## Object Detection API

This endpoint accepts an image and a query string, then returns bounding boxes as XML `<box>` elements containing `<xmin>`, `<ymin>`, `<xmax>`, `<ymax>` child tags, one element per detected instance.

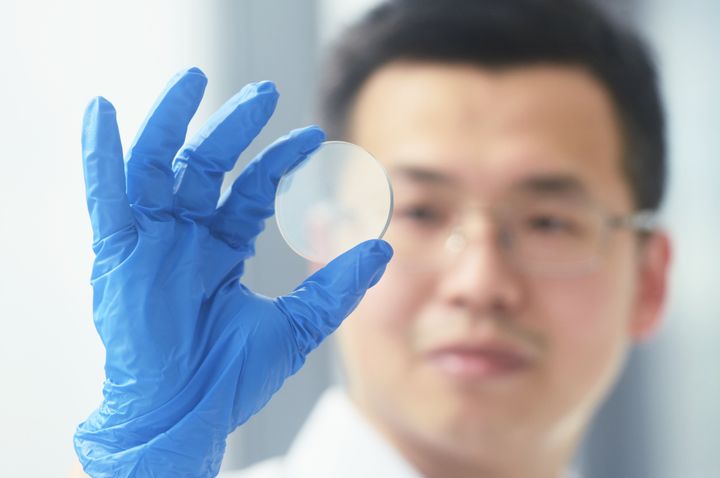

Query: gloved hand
<box><xmin>74</xmin><ymin>67</ymin><xmax>393</xmax><ymax>478</ymax></box>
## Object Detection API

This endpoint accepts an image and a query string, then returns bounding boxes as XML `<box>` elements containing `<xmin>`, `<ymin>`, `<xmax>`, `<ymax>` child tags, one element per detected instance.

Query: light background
<box><xmin>0</xmin><ymin>1</ymin><xmax>717</xmax><ymax>477</ymax></box>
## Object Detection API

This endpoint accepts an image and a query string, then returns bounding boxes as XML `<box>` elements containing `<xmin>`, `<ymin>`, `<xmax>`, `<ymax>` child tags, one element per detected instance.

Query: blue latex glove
<box><xmin>74</xmin><ymin>67</ymin><xmax>393</xmax><ymax>477</ymax></box>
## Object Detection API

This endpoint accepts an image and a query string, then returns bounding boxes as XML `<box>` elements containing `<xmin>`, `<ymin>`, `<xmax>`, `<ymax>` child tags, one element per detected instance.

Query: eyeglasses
<box><xmin>384</xmin><ymin>192</ymin><xmax>658</xmax><ymax>277</ymax></box>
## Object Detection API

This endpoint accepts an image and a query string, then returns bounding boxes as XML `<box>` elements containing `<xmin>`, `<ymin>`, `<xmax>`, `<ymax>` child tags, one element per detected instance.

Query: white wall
<box><xmin>640</xmin><ymin>0</ymin><xmax>720</xmax><ymax>475</ymax></box>
<box><xmin>317</xmin><ymin>0</ymin><xmax>383</xmax><ymax>44</ymax></box>
<box><xmin>0</xmin><ymin>2</ymin><xmax>224</xmax><ymax>475</ymax></box>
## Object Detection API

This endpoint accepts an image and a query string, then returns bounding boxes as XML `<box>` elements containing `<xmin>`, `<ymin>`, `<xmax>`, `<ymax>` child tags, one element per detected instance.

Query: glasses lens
<box><xmin>386</xmin><ymin>195</ymin><xmax>607</xmax><ymax>275</ymax></box>
<box><xmin>506</xmin><ymin>198</ymin><xmax>604</xmax><ymax>273</ymax></box>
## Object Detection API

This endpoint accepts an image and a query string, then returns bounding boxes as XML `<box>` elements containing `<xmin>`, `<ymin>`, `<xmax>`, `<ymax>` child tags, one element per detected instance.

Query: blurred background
<box><xmin>0</xmin><ymin>0</ymin><xmax>717</xmax><ymax>476</ymax></box>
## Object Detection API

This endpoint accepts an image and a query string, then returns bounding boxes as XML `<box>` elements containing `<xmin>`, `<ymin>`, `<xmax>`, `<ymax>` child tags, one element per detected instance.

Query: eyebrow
<box><xmin>513</xmin><ymin>174</ymin><xmax>589</xmax><ymax>198</ymax></box>
<box><xmin>390</xmin><ymin>166</ymin><xmax>457</xmax><ymax>186</ymax></box>
<box><xmin>391</xmin><ymin>166</ymin><xmax>590</xmax><ymax>199</ymax></box>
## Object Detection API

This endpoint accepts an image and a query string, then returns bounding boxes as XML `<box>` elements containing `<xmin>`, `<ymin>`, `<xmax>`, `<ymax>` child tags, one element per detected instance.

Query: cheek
<box><xmin>531</xmin><ymin>264</ymin><xmax>636</xmax><ymax>403</ymax></box>
<box><xmin>539</xmin><ymin>260</ymin><xmax>636</xmax><ymax>342</ymax></box>
<box><xmin>536</xmin><ymin>276</ymin><xmax>622</xmax><ymax>339</ymax></box>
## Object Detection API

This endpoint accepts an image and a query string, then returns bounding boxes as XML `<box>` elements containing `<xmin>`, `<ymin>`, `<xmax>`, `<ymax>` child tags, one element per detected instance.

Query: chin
<box><xmin>406</xmin><ymin>376</ymin><xmax>553</xmax><ymax>443</ymax></box>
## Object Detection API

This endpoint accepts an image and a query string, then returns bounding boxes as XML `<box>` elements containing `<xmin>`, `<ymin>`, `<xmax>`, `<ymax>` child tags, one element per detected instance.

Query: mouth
<box><xmin>424</xmin><ymin>342</ymin><xmax>535</xmax><ymax>381</ymax></box>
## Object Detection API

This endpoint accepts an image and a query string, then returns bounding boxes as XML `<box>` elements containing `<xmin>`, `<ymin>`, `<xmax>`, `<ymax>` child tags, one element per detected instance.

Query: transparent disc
<box><xmin>275</xmin><ymin>141</ymin><xmax>393</xmax><ymax>264</ymax></box>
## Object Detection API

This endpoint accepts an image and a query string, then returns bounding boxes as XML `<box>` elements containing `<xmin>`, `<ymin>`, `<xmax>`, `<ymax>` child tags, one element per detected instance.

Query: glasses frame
<box><xmin>389</xmin><ymin>195</ymin><xmax>660</xmax><ymax>277</ymax></box>
<box><xmin>505</xmin><ymin>207</ymin><xmax>660</xmax><ymax>276</ymax></box>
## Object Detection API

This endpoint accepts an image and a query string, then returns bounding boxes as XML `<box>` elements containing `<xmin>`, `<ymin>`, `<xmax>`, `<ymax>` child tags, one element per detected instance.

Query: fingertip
<box><xmin>180</xmin><ymin>66</ymin><xmax>208</xmax><ymax>84</ymax></box>
<box><xmin>373</xmin><ymin>239</ymin><xmax>394</xmax><ymax>260</ymax></box>
<box><xmin>255</xmin><ymin>81</ymin><xmax>280</xmax><ymax>115</ymax></box>
<box><xmin>295</xmin><ymin>125</ymin><xmax>326</xmax><ymax>152</ymax></box>
<box><xmin>90</xmin><ymin>96</ymin><xmax>112</xmax><ymax>107</ymax></box>
<box><xmin>332</xmin><ymin>239</ymin><xmax>393</xmax><ymax>289</ymax></box>
<box><xmin>82</xmin><ymin>97</ymin><xmax>120</xmax><ymax>152</ymax></box>
<box><xmin>255</xmin><ymin>80</ymin><xmax>278</xmax><ymax>96</ymax></box>
<box><xmin>170</xmin><ymin>67</ymin><xmax>208</xmax><ymax>94</ymax></box>
<box><xmin>84</xmin><ymin>96</ymin><xmax>115</xmax><ymax>117</ymax></box>
<box><xmin>351</xmin><ymin>240</ymin><xmax>393</xmax><ymax>288</ymax></box>
<box><xmin>358</xmin><ymin>239</ymin><xmax>394</xmax><ymax>262</ymax></box>
<box><xmin>301</xmin><ymin>124</ymin><xmax>326</xmax><ymax>137</ymax></box>
<box><xmin>278</xmin><ymin>126</ymin><xmax>327</xmax><ymax>174</ymax></box>
<box><xmin>230</xmin><ymin>80</ymin><xmax>278</xmax><ymax>121</ymax></box>
<box><xmin>311</xmin><ymin>126</ymin><xmax>327</xmax><ymax>142</ymax></box>
<box><xmin>189</xmin><ymin>70</ymin><xmax>209</xmax><ymax>90</ymax></box>
<box><xmin>187</xmin><ymin>66</ymin><xmax>206</xmax><ymax>77</ymax></box>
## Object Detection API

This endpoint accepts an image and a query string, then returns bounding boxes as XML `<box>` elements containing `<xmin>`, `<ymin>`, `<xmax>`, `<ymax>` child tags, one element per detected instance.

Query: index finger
<box><xmin>210</xmin><ymin>126</ymin><xmax>325</xmax><ymax>248</ymax></box>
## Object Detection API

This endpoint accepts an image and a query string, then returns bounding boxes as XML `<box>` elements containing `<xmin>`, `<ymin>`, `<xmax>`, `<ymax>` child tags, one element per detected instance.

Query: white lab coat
<box><xmin>220</xmin><ymin>387</ymin><xmax>419</xmax><ymax>478</ymax></box>
<box><xmin>220</xmin><ymin>387</ymin><xmax>581</xmax><ymax>478</ymax></box>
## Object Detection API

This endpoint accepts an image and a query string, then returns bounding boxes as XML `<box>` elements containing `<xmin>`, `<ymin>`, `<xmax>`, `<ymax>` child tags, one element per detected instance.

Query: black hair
<box><xmin>319</xmin><ymin>0</ymin><xmax>666</xmax><ymax>210</ymax></box>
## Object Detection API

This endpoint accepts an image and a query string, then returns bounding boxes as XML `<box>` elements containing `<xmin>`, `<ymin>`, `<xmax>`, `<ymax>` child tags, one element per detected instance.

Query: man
<box><xmin>74</xmin><ymin>0</ymin><xmax>670</xmax><ymax>477</ymax></box>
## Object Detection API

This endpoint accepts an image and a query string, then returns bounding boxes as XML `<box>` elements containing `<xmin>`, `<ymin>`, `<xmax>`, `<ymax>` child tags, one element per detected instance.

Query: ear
<box><xmin>629</xmin><ymin>231</ymin><xmax>672</xmax><ymax>342</ymax></box>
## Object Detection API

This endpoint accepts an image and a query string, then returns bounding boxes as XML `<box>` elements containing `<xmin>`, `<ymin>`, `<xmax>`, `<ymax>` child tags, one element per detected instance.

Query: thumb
<box><xmin>274</xmin><ymin>239</ymin><xmax>393</xmax><ymax>356</ymax></box>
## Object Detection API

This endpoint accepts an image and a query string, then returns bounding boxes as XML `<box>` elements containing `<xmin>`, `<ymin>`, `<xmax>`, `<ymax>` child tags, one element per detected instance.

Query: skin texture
<box><xmin>336</xmin><ymin>62</ymin><xmax>671</xmax><ymax>478</ymax></box>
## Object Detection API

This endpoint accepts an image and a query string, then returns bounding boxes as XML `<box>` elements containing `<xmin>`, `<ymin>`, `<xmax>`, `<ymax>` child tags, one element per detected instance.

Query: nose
<box><xmin>436</xmin><ymin>223</ymin><xmax>524</xmax><ymax>317</ymax></box>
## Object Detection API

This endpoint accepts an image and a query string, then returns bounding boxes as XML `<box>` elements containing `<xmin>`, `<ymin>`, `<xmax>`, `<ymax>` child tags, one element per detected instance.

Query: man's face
<box><xmin>336</xmin><ymin>62</ymin><xmax>668</xmax><ymax>460</ymax></box>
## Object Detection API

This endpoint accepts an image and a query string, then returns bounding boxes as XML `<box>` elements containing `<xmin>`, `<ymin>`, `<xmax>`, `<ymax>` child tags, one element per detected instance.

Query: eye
<box><xmin>525</xmin><ymin>214</ymin><xmax>577</xmax><ymax>234</ymax></box>
<box><xmin>395</xmin><ymin>204</ymin><xmax>451</xmax><ymax>227</ymax></box>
